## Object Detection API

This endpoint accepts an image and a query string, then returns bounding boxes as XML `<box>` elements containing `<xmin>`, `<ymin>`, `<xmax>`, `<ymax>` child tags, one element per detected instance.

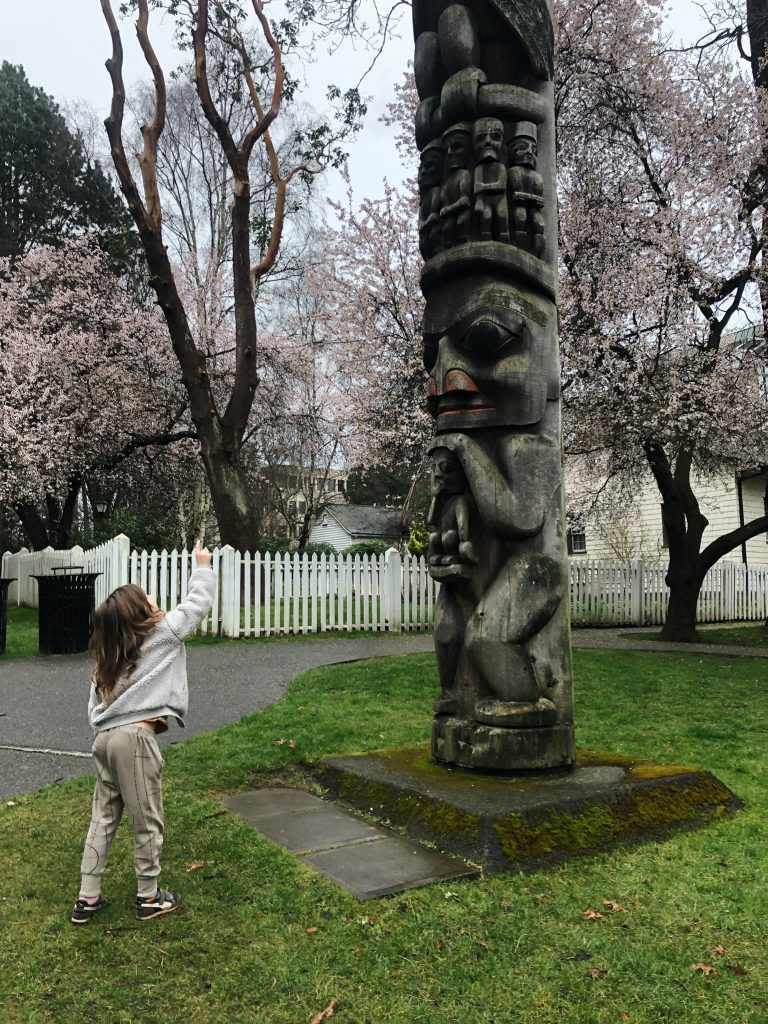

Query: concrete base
<box><xmin>316</xmin><ymin>745</ymin><xmax>742</xmax><ymax>874</ymax></box>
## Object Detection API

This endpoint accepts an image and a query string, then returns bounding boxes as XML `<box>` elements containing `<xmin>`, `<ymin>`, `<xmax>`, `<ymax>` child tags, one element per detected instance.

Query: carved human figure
<box><xmin>439</xmin><ymin>123</ymin><xmax>473</xmax><ymax>247</ymax></box>
<box><xmin>472</xmin><ymin>117</ymin><xmax>510</xmax><ymax>243</ymax></box>
<box><xmin>428</xmin><ymin>447</ymin><xmax>478</xmax><ymax>570</ymax></box>
<box><xmin>427</xmin><ymin>445</ymin><xmax>478</xmax><ymax>715</ymax></box>
<box><xmin>418</xmin><ymin>141</ymin><xmax>445</xmax><ymax>260</ymax></box>
<box><xmin>508</xmin><ymin>122</ymin><xmax>545</xmax><ymax>257</ymax></box>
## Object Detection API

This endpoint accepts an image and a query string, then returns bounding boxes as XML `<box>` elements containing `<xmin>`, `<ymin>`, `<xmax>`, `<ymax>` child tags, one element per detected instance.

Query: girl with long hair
<box><xmin>71</xmin><ymin>541</ymin><xmax>216</xmax><ymax>925</ymax></box>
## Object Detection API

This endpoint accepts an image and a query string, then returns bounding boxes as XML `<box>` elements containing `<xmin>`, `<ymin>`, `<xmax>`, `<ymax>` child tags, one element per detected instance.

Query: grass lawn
<box><xmin>1</xmin><ymin>647</ymin><xmax>768</xmax><ymax>1023</ymax></box>
<box><xmin>2</xmin><ymin>605</ymin><xmax>39</xmax><ymax>658</ymax></box>
<box><xmin>0</xmin><ymin>605</ymin><xmax>387</xmax><ymax>660</ymax></box>
<box><xmin>623</xmin><ymin>623</ymin><xmax>768</xmax><ymax>649</ymax></box>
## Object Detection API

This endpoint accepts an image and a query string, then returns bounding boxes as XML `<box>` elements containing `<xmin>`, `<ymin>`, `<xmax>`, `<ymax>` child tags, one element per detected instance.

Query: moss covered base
<box><xmin>315</xmin><ymin>745</ymin><xmax>742</xmax><ymax>874</ymax></box>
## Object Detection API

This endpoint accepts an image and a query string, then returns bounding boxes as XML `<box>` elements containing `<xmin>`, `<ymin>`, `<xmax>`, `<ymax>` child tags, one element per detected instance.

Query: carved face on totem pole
<box><xmin>509</xmin><ymin>126</ymin><xmax>538</xmax><ymax>169</ymax></box>
<box><xmin>443</xmin><ymin>124</ymin><xmax>473</xmax><ymax>170</ymax></box>
<box><xmin>430</xmin><ymin>447</ymin><xmax>466</xmax><ymax>496</ymax></box>
<box><xmin>473</xmin><ymin>118</ymin><xmax>505</xmax><ymax>164</ymax></box>
<box><xmin>423</xmin><ymin>280</ymin><xmax>558</xmax><ymax>433</ymax></box>
<box><xmin>418</xmin><ymin>140</ymin><xmax>445</xmax><ymax>193</ymax></box>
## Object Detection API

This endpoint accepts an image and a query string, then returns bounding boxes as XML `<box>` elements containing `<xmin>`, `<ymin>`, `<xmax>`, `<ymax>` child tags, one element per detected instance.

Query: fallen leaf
<box><xmin>184</xmin><ymin>861</ymin><xmax>206</xmax><ymax>873</ymax></box>
<box><xmin>710</xmin><ymin>944</ymin><xmax>725</xmax><ymax>957</ymax></box>
<box><xmin>586</xmin><ymin>967</ymin><xmax>605</xmax><ymax>979</ymax></box>
<box><xmin>726</xmin><ymin>963</ymin><xmax>747</xmax><ymax>976</ymax></box>
<box><xmin>582</xmin><ymin>909</ymin><xmax>605</xmax><ymax>921</ymax></box>
<box><xmin>500</xmin><ymin>899</ymin><xmax>513</xmax><ymax>909</ymax></box>
<box><xmin>691</xmin><ymin>962</ymin><xmax>720</xmax><ymax>976</ymax></box>
<box><xmin>288</xmin><ymin>740</ymin><xmax>297</xmax><ymax>750</ymax></box>
<box><xmin>619</xmin><ymin>1013</ymin><xmax>630</xmax><ymax>1022</ymax></box>
<box><xmin>309</xmin><ymin>999</ymin><xmax>337</xmax><ymax>1023</ymax></box>
<box><xmin>276</xmin><ymin>738</ymin><xmax>286</xmax><ymax>745</ymax></box>
<box><xmin>305</xmin><ymin>927</ymin><xmax>319</xmax><ymax>935</ymax></box>
<box><xmin>476</xmin><ymin>939</ymin><xmax>490</xmax><ymax>949</ymax></box>
<box><xmin>602</xmin><ymin>899</ymin><xmax>628</xmax><ymax>913</ymax></box>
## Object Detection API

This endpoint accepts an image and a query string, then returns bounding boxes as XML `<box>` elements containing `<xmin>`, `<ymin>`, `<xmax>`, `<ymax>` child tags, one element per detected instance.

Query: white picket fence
<box><xmin>569</xmin><ymin>558</ymin><xmax>768</xmax><ymax>626</ymax></box>
<box><xmin>1</xmin><ymin>536</ymin><xmax>435</xmax><ymax>636</ymax></box>
<box><xmin>3</xmin><ymin>539</ymin><xmax>767</xmax><ymax>634</ymax></box>
<box><xmin>1</xmin><ymin>535</ymin><xmax>130</xmax><ymax>610</ymax></box>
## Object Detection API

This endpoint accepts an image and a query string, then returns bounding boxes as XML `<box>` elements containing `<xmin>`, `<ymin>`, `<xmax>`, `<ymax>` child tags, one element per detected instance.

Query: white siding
<box><xmin>566</xmin><ymin>463</ymin><xmax>768</xmax><ymax>566</ymax></box>
<box><xmin>743</xmin><ymin>475</ymin><xmax>768</xmax><ymax>566</ymax></box>
<box><xmin>308</xmin><ymin>515</ymin><xmax>352</xmax><ymax>551</ymax></box>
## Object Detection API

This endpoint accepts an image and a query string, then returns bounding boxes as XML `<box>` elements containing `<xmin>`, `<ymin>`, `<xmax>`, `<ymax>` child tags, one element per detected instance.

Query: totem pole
<box><xmin>415</xmin><ymin>0</ymin><xmax>574</xmax><ymax>770</ymax></box>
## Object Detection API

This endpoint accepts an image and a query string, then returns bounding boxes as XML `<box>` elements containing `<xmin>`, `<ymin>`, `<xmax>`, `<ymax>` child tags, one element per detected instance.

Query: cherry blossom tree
<box><xmin>324</xmin><ymin>30</ymin><xmax>767</xmax><ymax>641</ymax></box>
<box><xmin>247</xmin><ymin>256</ymin><xmax>353</xmax><ymax>550</ymax></box>
<box><xmin>556</xmin><ymin>0</ymin><xmax>768</xmax><ymax>640</ymax></box>
<box><xmin>0</xmin><ymin>237</ymin><xmax>190</xmax><ymax>548</ymax></box>
<box><xmin>322</xmin><ymin>71</ymin><xmax>430</xmax><ymax>477</ymax></box>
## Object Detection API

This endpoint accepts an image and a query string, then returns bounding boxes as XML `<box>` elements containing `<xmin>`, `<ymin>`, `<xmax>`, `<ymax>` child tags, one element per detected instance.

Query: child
<box><xmin>71</xmin><ymin>540</ymin><xmax>216</xmax><ymax>925</ymax></box>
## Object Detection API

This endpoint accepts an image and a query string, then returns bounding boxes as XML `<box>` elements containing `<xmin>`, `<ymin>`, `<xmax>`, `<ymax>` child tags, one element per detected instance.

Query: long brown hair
<box><xmin>90</xmin><ymin>584</ymin><xmax>164</xmax><ymax>702</ymax></box>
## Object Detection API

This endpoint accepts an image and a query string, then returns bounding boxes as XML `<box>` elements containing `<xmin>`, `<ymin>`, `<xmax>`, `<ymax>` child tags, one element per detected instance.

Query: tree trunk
<box><xmin>11</xmin><ymin>502</ymin><xmax>50</xmax><ymax>550</ymax></box>
<box><xmin>296</xmin><ymin>510</ymin><xmax>312</xmax><ymax>553</ymax></box>
<box><xmin>197</xmin><ymin>423</ymin><xmax>259</xmax><ymax>551</ymax></box>
<box><xmin>659</xmin><ymin>566</ymin><xmax>702</xmax><ymax>642</ymax></box>
<box><xmin>54</xmin><ymin>476</ymin><xmax>82</xmax><ymax>548</ymax></box>
<box><xmin>191</xmin><ymin>467</ymin><xmax>212</xmax><ymax>546</ymax></box>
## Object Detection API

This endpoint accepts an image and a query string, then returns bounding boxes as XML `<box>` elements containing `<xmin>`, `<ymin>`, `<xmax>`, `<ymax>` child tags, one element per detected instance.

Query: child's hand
<box><xmin>194</xmin><ymin>539</ymin><xmax>212</xmax><ymax>568</ymax></box>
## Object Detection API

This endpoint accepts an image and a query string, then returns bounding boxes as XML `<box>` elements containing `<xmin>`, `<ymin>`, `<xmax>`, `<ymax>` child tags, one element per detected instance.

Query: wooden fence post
<box><xmin>219</xmin><ymin>545</ymin><xmax>236</xmax><ymax>637</ymax></box>
<box><xmin>386</xmin><ymin>548</ymin><xmax>402</xmax><ymax>632</ymax></box>
<box><xmin>630</xmin><ymin>559</ymin><xmax>644</xmax><ymax>625</ymax></box>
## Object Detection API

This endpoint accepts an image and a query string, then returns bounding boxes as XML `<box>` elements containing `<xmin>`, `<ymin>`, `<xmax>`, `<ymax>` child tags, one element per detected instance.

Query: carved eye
<box><xmin>463</xmin><ymin>318</ymin><xmax>521</xmax><ymax>359</ymax></box>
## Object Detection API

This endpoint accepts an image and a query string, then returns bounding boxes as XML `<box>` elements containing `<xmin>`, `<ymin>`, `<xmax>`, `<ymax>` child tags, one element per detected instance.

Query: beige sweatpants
<box><xmin>79</xmin><ymin>725</ymin><xmax>165</xmax><ymax>899</ymax></box>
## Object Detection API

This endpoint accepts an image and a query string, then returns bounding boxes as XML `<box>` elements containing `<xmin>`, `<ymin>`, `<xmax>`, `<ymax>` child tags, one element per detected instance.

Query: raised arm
<box><xmin>164</xmin><ymin>541</ymin><xmax>216</xmax><ymax>641</ymax></box>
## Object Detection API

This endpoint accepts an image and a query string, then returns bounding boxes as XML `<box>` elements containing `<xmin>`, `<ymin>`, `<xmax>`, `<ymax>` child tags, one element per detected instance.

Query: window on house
<box><xmin>298</xmin><ymin>500</ymin><xmax>306</xmax><ymax>515</ymax></box>
<box><xmin>764</xmin><ymin>488</ymin><xmax>768</xmax><ymax>544</ymax></box>
<box><xmin>566</xmin><ymin>529</ymin><xmax>587</xmax><ymax>554</ymax></box>
<box><xmin>337</xmin><ymin>479</ymin><xmax>345</xmax><ymax>492</ymax></box>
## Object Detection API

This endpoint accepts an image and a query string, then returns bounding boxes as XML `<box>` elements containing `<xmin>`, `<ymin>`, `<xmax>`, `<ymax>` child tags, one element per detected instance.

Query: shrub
<box><xmin>94</xmin><ymin>503</ymin><xmax>180</xmax><ymax>551</ymax></box>
<box><xmin>343</xmin><ymin>539</ymin><xmax>393</xmax><ymax>558</ymax></box>
<box><xmin>408</xmin><ymin>514</ymin><xmax>430</xmax><ymax>557</ymax></box>
<box><xmin>302</xmin><ymin>542</ymin><xmax>338</xmax><ymax>556</ymax></box>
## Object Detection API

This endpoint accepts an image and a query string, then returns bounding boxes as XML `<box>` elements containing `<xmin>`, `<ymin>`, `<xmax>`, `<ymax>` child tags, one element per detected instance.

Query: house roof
<box><xmin>324</xmin><ymin>505</ymin><xmax>407</xmax><ymax>539</ymax></box>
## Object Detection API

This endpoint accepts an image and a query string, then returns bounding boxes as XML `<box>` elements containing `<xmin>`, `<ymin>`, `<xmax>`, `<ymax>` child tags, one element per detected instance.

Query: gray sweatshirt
<box><xmin>88</xmin><ymin>567</ymin><xmax>217</xmax><ymax>733</ymax></box>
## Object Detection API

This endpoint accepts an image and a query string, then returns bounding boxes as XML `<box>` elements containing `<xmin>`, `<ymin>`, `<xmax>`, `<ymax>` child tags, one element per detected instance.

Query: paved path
<box><xmin>1</xmin><ymin>628</ymin><xmax>764</xmax><ymax>800</ymax></box>
<box><xmin>0</xmin><ymin>635</ymin><xmax>432</xmax><ymax>800</ymax></box>
<box><xmin>571</xmin><ymin>626</ymin><xmax>768</xmax><ymax>659</ymax></box>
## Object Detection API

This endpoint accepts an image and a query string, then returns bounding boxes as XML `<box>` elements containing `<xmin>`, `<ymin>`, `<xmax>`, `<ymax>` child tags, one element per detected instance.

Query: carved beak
<box><xmin>434</xmin><ymin>369</ymin><xmax>495</xmax><ymax>417</ymax></box>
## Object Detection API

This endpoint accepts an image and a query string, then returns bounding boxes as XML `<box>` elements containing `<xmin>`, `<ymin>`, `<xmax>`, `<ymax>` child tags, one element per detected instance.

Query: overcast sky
<box><xmin>2</xmin><ymin>0</ymin><xmax>703</xmax><ymax>208</ymax></box>
<box><xmin>1</xmin><ymin>0</ymin><xmax>414</xmax><ymax>207</ymax></box>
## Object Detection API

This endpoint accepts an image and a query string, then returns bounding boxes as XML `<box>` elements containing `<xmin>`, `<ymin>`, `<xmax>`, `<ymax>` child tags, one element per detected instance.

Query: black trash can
<box><xmin>32</xmin><ymin>568</ymin><xmax>102</xmax><ymax>655</ymax></box>
<box><xmin>0</xmin><ymin>577</ymin><xmax>17</xmax><ymax>656</ymax></box>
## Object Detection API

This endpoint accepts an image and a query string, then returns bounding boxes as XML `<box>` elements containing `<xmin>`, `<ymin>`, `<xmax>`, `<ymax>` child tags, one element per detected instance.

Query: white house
<box><xmin>565</xmin><ymin>324</ymin><xmax>768</xmax><ymax>566</ymax></box>
<box><xmin>564</xmin><ymin>463</ymin><xmax>768</xmax><ymax>566</ymax></box>
<box><xmin>308</xmin><ymin>505</ymin><xmax>408</xmax><ymax>551</ymax></box>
